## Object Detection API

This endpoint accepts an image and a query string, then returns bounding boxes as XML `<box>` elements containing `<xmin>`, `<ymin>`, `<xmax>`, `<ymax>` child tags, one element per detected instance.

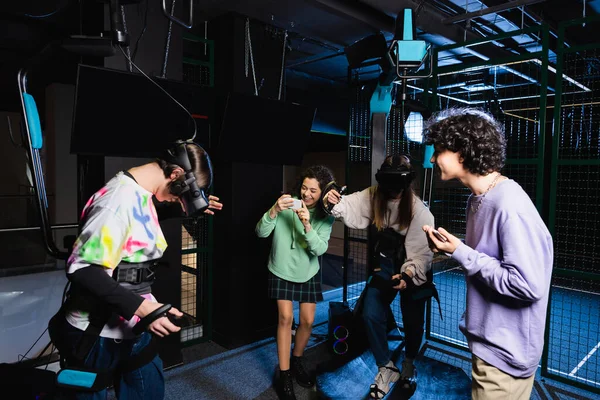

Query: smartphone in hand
<box><xmin>291</xmin><ymin>199</ymin><xmax>302</xmax><ymax>210</ymax></box>
<box><xmin>432</xmin><ymin>229</ymin><xmax>448</xmax><ymax>243</ymax></box>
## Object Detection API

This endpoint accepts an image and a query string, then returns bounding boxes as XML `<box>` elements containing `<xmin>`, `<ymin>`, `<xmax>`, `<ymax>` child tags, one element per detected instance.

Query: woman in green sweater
<box><xmin>256</xmin><ymin>165</ymin><xmax>336</xmax><ymax>400</ymax></box>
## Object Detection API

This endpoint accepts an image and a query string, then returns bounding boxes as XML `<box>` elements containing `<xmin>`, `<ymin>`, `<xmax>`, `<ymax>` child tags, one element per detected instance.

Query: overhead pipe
<box><xmin>286</xmin><ymin>50</ymin><xmax>345</xmax><ymax>68</ymax></box>
<box><xmin>442</xmin><ymin>0</ymin><xmax>548</xmax><ymax>25</ymax></box>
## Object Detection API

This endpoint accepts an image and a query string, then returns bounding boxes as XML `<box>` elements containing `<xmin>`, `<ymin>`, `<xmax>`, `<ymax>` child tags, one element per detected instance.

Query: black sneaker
<box><xmin>278</xmin><ymin>369</ymin><xmax>296</xmax><ymax>400</ymax></box>
<box><xmin>399</xmin><ymin>359</ymin><xmax>417</xmax><ymax>390</ymax></box>
<box><xmin>291</xmin><ymin>355</ymin><xmax>315</xmax><ymax>388</ymax></box>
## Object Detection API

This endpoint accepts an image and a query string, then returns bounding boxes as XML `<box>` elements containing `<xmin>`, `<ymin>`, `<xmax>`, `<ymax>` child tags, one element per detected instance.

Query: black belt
<box><xmin>114</xmin><ymin>261</ymin><xmax>159</xmax><ymax>295</ymax></box>
<box><xmin>114</xmin><ymin>261</ymin><xmax>158</xmax><ymax>284</ymax></box>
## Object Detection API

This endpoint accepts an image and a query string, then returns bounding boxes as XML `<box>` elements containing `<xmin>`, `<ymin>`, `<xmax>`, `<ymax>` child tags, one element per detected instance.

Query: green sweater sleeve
<box><xmin>256</xmin><ymin>209</ymin><xmax>277</xmax><ymax>238</ymax></box>
<box><xmin>303</xmin><ymin>215</ymin><xmax>334</xmax><ymax>256</ymax></box>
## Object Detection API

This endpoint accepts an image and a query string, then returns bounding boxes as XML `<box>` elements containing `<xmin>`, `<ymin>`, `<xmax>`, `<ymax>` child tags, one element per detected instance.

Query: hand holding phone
<box><xmin>432</xmin><ymin>229</ymin><xmax>448</xmax><ymax>243</ymax></box>
<box><xmin>291</xmin><ymin>199</ymin><xmax>302</xmax><ymax>210</ymax></box>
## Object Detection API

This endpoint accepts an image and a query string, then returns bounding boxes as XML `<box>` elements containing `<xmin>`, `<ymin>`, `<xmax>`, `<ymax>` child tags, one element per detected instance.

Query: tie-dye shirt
<box><xmin>66</xmin><ymin>172</ymin><xmax>167</xmax><ymax>339</ymax></box>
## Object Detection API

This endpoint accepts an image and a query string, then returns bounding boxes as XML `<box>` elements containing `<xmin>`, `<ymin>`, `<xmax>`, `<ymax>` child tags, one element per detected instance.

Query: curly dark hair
<box><xmin>423</xmin><ymin>107</ymin><xmax>506</xmax><ymax>175</ymax></box>
<box><xmin>294</xmin><ymin>165</ymin><xmax>335</xmax><ymax>220</ymax></box>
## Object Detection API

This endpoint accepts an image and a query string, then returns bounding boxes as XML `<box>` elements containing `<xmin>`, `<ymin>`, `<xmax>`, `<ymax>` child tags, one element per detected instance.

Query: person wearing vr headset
<box><xmin>324</xmin><ymin>154</ymin><xmax>435</xmax><ymax>399</ymax></box>
<box><xmin>48</xmin><ymin>140</ymin><xmax>222</xmax><ymax>400</ymax></box>
<box><xmin>422</xmin><ymin>108</ymin><xmax>553</xmax><ymax>400</ymax></box>
<box><xmin>256</xmin><ymin>165</ymin><xmax>336</xmax><ymax>400</ymax></box>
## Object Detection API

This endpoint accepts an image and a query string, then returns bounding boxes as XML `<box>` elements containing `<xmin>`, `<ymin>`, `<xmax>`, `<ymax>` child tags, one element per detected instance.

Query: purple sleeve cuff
<box><xmin>451</xmin><ymin>242</ymin><xmax>483</xmax><ymax>276</ymax></box>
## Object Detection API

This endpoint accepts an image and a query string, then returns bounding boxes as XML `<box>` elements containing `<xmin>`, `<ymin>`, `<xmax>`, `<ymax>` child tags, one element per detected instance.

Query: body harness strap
<box><xmin>56</xmin><ymin>261</ymin><xmax>160</xmax><ymax>392</ymax></box>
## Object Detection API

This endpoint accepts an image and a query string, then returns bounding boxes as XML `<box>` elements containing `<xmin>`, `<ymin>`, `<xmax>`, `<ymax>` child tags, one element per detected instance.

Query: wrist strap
<box><xmin>401</xmin><ymin>272</ymin><xmax>415</xmax><ymax>289</ymax></box>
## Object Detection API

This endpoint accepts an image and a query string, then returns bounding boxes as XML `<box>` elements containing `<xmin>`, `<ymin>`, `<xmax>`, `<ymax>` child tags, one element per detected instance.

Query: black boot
<box><xmin>278</xmin><ymin>369</ymin><xmax>296</xmax><ymax>400</ymax></box>
<box><xmin>291</xmin><ymin>355</ymin><xmax>315</xmax><ymax>388</ymax></box>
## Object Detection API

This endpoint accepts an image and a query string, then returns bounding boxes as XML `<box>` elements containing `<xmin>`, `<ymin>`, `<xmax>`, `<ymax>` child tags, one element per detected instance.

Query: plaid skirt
<box><xmin>268</xmin><ymin>271</ymin><xmax>323</xmax><ymax>303</ymax></box>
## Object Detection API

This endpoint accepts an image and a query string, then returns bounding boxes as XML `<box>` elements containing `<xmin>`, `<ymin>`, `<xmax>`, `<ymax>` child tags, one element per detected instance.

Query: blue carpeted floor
<box><xmin>106</xmin><ymin>294</ymin><xmax>335</xmax><ymax>400</ymax></box>
<box><xmin>158</xmin><ymin>290</ymin><xmax>338</xmax><ymax>400</ymax></box>
<box><xmin>104</xmin><ymin>271</ymin><xmax>599</xmax><ymax>400</ymax></box>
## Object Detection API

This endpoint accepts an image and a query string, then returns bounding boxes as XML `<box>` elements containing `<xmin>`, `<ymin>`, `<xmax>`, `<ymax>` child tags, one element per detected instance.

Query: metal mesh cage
<box><xmin>345</xmin><ymin>82</ymin><xmax>372</xmax><ymax>310</ymax></box>
<box><xmin>346</xmin><ymin>228</ymin><xmax>368</xmax><ymax>309</ymax></box>
<box><xmin>182</xmin><ymin>63</ymin><xmax>212</xmax><ymax>86</ymax></box>
<box><xmin>180</xmin><ymin>215</ymin><xmax>210</xmax><ymax>343</ymax></box>
<box><xmin>558</xmin><ymin>50</ymin><xmax>600</xmax><ymax>160</ymax></box>
<box><xmin>428</xmin><ymin>257</ymin><xmax>468</xmax><ymax>348</ymax></box>
<box><xmin>546</xmin><ymin>276</ymin><xmax>600</xmax><ymax>389</ymax></box>
<box><xmin>182</xmin><ymin>34</ymin><xmax>214</xmax><ymax>87</ymax></box>
<box><xmin>386</xmin><ymin>88</ymin><xmax>427</xmax><ymax>157</ymax></box>
<box><xmin>349</xmin><ymin>86</ymin><xmax>372</xmax><ymax>163</ymax></box>
<box><xmin>503</xmin><ymin>163</ymin><xmax>538</xmax><ymax>202</ymax></box>
<box><xmin>545</xmin><ymin>43</ymin><xmax>600</xmax><ymax>391</ymax></box>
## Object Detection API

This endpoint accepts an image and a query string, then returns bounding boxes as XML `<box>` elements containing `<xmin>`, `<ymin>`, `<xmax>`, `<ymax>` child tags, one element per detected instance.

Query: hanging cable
<box><xmin>245</xmin><ymin>18</ymin><xmax>258</xmax><ymax>96</ymax></box>
<box><xmin>161</xmin><ymin>0</ymin><xmax>177</xmax><ymax>78</ymax></box>
<box><xmin>120</xmin><ymin>5</ymin><xmax>133</xmax><ymax>72</ymax></box>
<box><xmin>278</xmin><ymin>30</ymin><xmax>288</xmax><ymax>100</ymax></box>
<box><xmin>132</xmin><ymin>0</ymin><xmax>149</xmax><ymax>63</ymax></box>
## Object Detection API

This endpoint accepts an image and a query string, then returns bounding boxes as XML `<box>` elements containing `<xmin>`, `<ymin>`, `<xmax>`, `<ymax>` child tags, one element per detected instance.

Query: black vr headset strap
<box><xmin>165</xmin><ymin>140</ymin><xmax>213</xmax><ymax>216</ymax></box>
<box><xmin>172</xmin><ymin>141</ymin><xmax>192</xmax><ymax>173</ymax></box>
<box><xmin>375</xmin><ymin>155</ymin><xmax>415</xmax><ymax>190</ymax></box>
<box><xmin>169</xmin><ymin>140</ymin><xmax>213</xmax><ymax>189</ymax></box>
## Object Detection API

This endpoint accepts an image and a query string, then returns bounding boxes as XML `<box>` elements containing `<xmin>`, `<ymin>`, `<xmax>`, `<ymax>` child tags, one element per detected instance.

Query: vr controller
<box><xmin>390</xmin><ymin>274</ymin><xmax>414</xmax><ymax>289</ymax></box>
<box><xmin>131</xmin><ymin>304</ymin><xmax>189</xmax><ymax>335</ymax></box>
<box><xmin>321</xmin><ymin>181</ymin><xmax>347</xmax><ymax>215</ymax></box>
<box><xmin>132</xmin><ymin>304</ymin><xmax>172</xmax><ymax>335</ymax></box>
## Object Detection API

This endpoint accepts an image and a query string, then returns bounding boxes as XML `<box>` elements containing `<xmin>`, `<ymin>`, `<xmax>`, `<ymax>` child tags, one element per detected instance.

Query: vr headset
<box><xmin>164</xmin><ymin>140</ymin><xmax>213</xmax><ymax>217</ymax></box>
<box><xmin>375</xmin><ymin>154</ymin><xmax>415</xmax><ymax>194</ymax></box>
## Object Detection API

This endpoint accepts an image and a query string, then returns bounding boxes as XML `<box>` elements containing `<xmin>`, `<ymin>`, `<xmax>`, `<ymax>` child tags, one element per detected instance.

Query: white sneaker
<box><xmin>369</xmin><ymin>361</ymin><xmax>400</xmax><ymax>399</ymax></box>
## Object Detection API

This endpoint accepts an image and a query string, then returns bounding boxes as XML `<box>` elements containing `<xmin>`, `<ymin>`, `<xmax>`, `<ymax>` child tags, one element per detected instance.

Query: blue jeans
<box><xmin>49</xmin><ymin>315</ymin><xmax>165</xmax><ymax>400</ymax></box>
<box><xmin>362</xmin><ymin>258</ymin><xmax>427</xmax><ymax>367</ymax></box>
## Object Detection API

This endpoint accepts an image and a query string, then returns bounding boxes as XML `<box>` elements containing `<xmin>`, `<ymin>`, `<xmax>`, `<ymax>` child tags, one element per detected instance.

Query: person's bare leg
<box><xmin>277</xmin><ymin>300</ymin><xmax>294</xmax><ymax>371</ymax></box>
<box><xmin>292</xmin><ymin>302</ymin><xmax>316</xmax><ymax>357</ymax></box>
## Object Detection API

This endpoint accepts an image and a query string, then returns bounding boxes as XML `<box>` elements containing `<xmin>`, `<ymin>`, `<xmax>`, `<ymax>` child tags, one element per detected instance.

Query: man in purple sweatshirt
<box><xmin>420</xmin><ymin>108</ymin><xmax>554</xmax><ymax>399</ymax></box>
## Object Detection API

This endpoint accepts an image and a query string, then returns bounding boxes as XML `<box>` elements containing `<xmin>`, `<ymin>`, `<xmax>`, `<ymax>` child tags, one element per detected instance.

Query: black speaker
<box><xmin>328</xmin><ymin>301</ymin><xmax>368</xmax><ymax>358</ymax></box>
